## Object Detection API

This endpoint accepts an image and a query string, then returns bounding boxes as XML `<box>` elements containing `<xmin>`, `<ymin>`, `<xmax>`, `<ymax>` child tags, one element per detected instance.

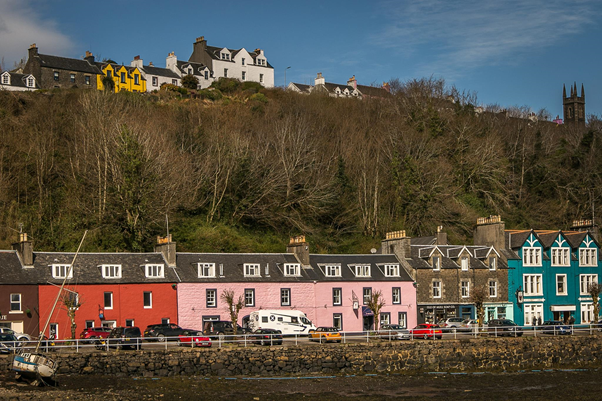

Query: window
<box><xmin>260</xmin><ymin>74</ymin><xmax>264</xmax><ymax>83</ymax></box>
<box><xmin>380</xmin><ymin>312</ymin><xmax>391</xmax><ymax>326</ymax></box>
<box><xmin>143</xmin><ymin>291</ymin><xmax>152</xmax><ymax>309</ymax></box>
<box><xmin>101</xmin><ymin>265</ymin><xmax>121</xmax><ymax>279</ymax></box>
<box><xmin>224</xmin><ymin>68</ymin><xmax>228</xmax><ymax>78</ymax></box>
<box><xmin>461</xmin><ymin>280</ymin><xmax>470</xmax><ymax>298</ymax></box>
<box><xmin>134</xmin><ymin>74</ymin><xmax>139</xmax><ymax>85</ymax></box>
<box><xmin>461</xmin><ymin>257</ymin><xmax>468</xmax><ymax>271</ymax></box>
<box><xmin>551</xmin><ymin>248</ymin><xmax>570</xmax><ymax>266</ymax></box>
<box><xmin>152</xmin><ymin>76</ymin><xmax>158</xmax><ymax>86</ymax></box>
<box><xmin>120</xmin><ymin>72</ymin><xmax>126</xmax><ymax>83</ymax></box>
<box><xmin>204</xmin><ymin>71</ymin><xmax>209</xmax><ymax>80</ymax></box>
<box><xmin>125</xmin><ymin>319</ymin><xmax>134</xmax><ymax>327</ymax></box>
<box><xmin>27</xmin><ymin>76</ymin><xmax>34</xmax><ymax>87</ymax></box>
<box><xmin>1</xmin><ymin>74</ymin><xmax>8</xmax><ymax>85</ymax></box>
<box><xmin>172</xmin><ymin>79</ymin><xmax>177</xmax><ymax>85</ymax></box>
<box><xmin>284</xmin><ymin>263</ymin><xmax>300</xmax><ymax>277</ymax></box>
<box><xmin>49</xmin><ymin>323</ymin><xmax>58</xmax><ymax>339</ymax></box>
<box><xmin>392</xmin><ymin>288</ymin><xmax>401</xmax><ymax>304</ymax></box>
<box><xmin>104</xmin><ymin>292</ymin><xmax>113</xmax><ymax>309</ymax></box>
<box><xmin>54</xmin><ymin>71</ymin><xmax>59</xmax><ymax>81</ymax></box>
<box><xmin>145</xmin><ymin>264</ymin><xmax>164</xmax><ymax>278</ymax></box>
<box><xmin>398</xmin><ymin>312</ymin><xmax>407</xmax><ymax>328</ymax></box>
<box><xmin>355</xmin><ymin>265</ymin><xmax>371</xmax><ymax>277</ymax></box>
<box><xmin>244</xmin><ymin>263</ymin><xmax>260</xmax><ymax>277</ymax></box>
<box><xmin>85</xmin><ymin>320</ymin><xmax>94</xmax><ymax>329</ymax></box>
<box><xmin>432</xmin><ymin>281</ymin><xmax>441</xmax><ymax>298</ymax></box>
<box><xmin>489</xmin><ymin>280</ymin><xmax>497</xmax><ymax>297</ymax></box>
<box><xmin>333</xmin><ymin>313</ymin><xmax>342</xmax><ymax>330</ymax></box>
<box><xmin>580</xmin><ymin>248</ymin><xmax>598</xmax><ymax>267</ymax></box>
<box><xmin>84</xmin><ymin>76</ymin><xmax>90</xmax><ymax>85</ymax></box>
<box><xmin>221</xmin><ymin>53</ymin><xmax>230</xmax><ymax>60</ymax></box>
<box><xmin>523</xmin><ymin>247</ymin><xmax>542</xmax><ymax>266</ymax></box>
<box><xmin>524</xmin><ymin>304</ymin><xmax>543</xmax><ymax>326</ymax></box>
<box><xmin>244</xmin><ymin>289</ymin><xmax>255</xmax><ymax>307</ymax></box>
<box><xmin>161</xmin><ymin>318</ymin><xmax>170</xmax><ymax>325</ymax></box>
<box><xmin>325</xmin><ymin>265</ymin><xmax>341</xmax><ymax>277</ymax></box>
<box><xmin>70</xmin><ymin>73</ymin><xmax>75</xmax><ymax>83</ymax></box>
<box><xmin>580</xmin><ymin>274</ymin><xmax>598</xmax><ymax>295</ymax></box>
<box><xmin>384</xmin><ymin>264</ymin><xmax>400</xmax><ymax>277</ymax></box>
<box><xmin>556</xmin><ymin>274</ymin><xmax>567</xmax><ymax>295</ymax></box>
<box><xmin>242</xmin><ymin>71</ymin><xmax>246</xmax><ymax>81</ymax></box>
<box><xmin>52</xmin><ymin>264</ymin><xmax>73</xmax><ymax>279</ymax></box>
<box><xmin>332</xmin><ymin>288</ymin><xmax>342</xmax><ymax>306</ymax></box>
<box><xmin>65</xmin><ymin>292</ymin><xmax>79</xmax><ymax>309</ymax></box>
<box><xmin>523</xmin><ymin>274</ymin><xmax>543</xmax><ymax>295</ymax></box>
<box><xmin>206</xmin><ymin>289</ymin><xmax>217</xmax><ymax>308</ymax></box>
<box><xmin>488</xmin><ymin>257</ymin><xmax>496</xmax><ymax>271</ymax></box>
<box><xmin>198</xmin><ymin>263</ymin><xmax>216</xmax><ymax>278</ymax></box>
<box><xmin>432</xmin><ymin>256</ymin><xmax>441</xmax><ymax>271</ymax></box>
<box><xmin>10</xmin><ymin>294</ymin><xmax>21</xmax><ymax>312</ymax></box>
<box><xmin>363</xmin><ymin>287</ymin><xmax>372</xmax><ymax>305</ymax></box>
<box><xmin>242</xmin><ymin>58</ymin><xmax>245</xmax><ymax>65</ymax></box>
<box><xmin>280</xmin><ymin>288</ymin><xmax>291</xmax><ymax>306</ymax></box>
<box><xmin>581</xmin><ymin>302</ymin><xmax>594</xmax><ymax>323</ymax></box>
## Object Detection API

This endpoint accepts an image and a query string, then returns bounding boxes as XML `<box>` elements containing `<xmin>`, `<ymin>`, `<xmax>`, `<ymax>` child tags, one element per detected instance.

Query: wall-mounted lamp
<box><xmin>171</xmin><ymin>283</ymin><xmax>177</xmax><ymax>290</ymax></box>
<box><xmin>98</xmin><ymin>304</ymin><xmax>104</xmax><ymax>320</ymax></box>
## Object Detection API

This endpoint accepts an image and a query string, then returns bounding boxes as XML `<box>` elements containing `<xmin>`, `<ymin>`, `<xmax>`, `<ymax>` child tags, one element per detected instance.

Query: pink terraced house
<box><xmin>175</xmin><ymin>236</ymin><xmax>417</xmax><ymax>332</ymax></box>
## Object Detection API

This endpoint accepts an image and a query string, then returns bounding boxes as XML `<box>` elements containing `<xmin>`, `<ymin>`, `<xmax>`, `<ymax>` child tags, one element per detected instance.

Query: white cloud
<box><xmin>372</xmin><ymin>0</ymin><xmax>598</xmax><ymax>78</ymax></box>
<box><xmin>0</xmin><ymin>0</ymin><xmax>75</xmax><ymax>70</ymax></box>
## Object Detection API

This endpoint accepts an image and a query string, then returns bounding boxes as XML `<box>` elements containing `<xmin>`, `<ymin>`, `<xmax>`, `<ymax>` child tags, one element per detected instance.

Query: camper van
<box><xmin>247</xmin><ymin>310</ymin><xmax>316</xmax><ymax>335</ymax></box>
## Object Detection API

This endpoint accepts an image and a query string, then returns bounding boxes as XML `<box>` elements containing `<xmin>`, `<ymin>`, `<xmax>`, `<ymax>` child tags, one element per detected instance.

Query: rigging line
<box><xmin>36</xmin><ymin>230</ymin><xmax>88</xmax><ymax>352</ymax></box>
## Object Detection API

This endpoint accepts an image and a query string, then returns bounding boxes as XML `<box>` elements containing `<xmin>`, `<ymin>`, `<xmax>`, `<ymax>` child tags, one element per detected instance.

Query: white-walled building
<box><xmin>130</xmin><ymin>55</ymin><xmax>181</xmax><ymax>92</ymax></box>
<box><xmin>0</xmin><ymin>71</ymin><xmax>38</xmax><ymax>91</ymax></box>
<box><xmin>288</xmin><ymin>73</ymin><xmax>390</xmax><ymax>99</ymax></box>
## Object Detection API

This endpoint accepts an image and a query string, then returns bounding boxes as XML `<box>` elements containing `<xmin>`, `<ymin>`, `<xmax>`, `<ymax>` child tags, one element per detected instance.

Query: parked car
<box><xmin>309</xmin><ymin>327</ymin><xmax>342</xmax><ymax>343</ymax></box>
<box><xmin>0</xmin><ymin>333</ymin><xmax>21</xmax><ymax>353</ymax></box>
<box><xmin>202</xmin><ymin>321</ymin><xmax>247</xmax><ymax>340</ymax></box>
<box><xmin>487</xmin><ymin>319</ymin><xmax>523</xmax><ymax>337</ymax></box>
<box><xmin>0</xmin><ymin>327</ymin><xmax>31</xmax><ymax>342</ymax></box>
<box><xmin>79</xmin><ymin>327</ymin><xmax>112</xmax><ymax>341</ymax></box>
<box><xmin>378</xmin><ymin>324</ymin><xmax>411</xmax><ymax>340</ymax></box>
<box><xmin>439</xmin><ymin>317</ymin><xmax>465</xmax><ymax>330</ymax></box>
<box><xmin>459</xmin><ymin>319</ymin><xmax>479</xmax><ymax>332</ymax></box>
<box><xmin>177</xmin><ymin>330</ymin><xmax>212</xmax><ymax>347</ymax></box>
<box><xmin>539</xmin><ymin>320</ymin><xmax>573</xmax><ymax>335</ymax></box>
<box><xmin>143</xmin><ymin>323</ymin><xmax>186</xmax><ymax>342</ymax></box>
<box><xmin>98</xmin><ymin>327</ymin><xmax>142</xmax><ymax>350</ymax></box>
<box><xmin>410</xmin><ymin>324</ymin><xmax>442</xmax><ymax>340</ymax></box>
<box><xmin>249</xmin><ymin>329</ymin><xmax>283</xmax><ymax>346</ymax></box>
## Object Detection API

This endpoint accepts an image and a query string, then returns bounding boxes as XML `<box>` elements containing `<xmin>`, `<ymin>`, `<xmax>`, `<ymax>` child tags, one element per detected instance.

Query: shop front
<box><xmin>484</xmin><ymin>303</ymin><xmax>513</xmax><ymax>323</ymax></box>
<box><xmin>418</xmin><ymin>304</ymin><xmax>475</xmax><ymax>324</ymax></box>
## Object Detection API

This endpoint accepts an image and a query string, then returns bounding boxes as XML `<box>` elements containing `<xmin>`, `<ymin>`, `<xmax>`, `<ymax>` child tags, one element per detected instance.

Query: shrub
<box><xmin>199</xmin><ymin>89</ymin><xmax>223</xmax><ymax>101</ymax></box>
<box><xmin>160</xmin><ymin>83</ymin><xmax>188</xmax><ymax>96</ymax></box>
<box><xmin>249</xmin><ymin>93</ymin><xmax>268</xmax><ymax>103</ymax></box>
<box><xmin>211</xmin><ymin>78</ymin><xmax>241</xmax><ymax>93</ymax></box>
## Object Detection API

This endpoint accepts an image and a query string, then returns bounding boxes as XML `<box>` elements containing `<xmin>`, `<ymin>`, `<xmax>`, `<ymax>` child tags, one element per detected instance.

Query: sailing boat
<box><xmin>12</xmin><ymin>231</ymin><xmax>87</xmax><ymax>385</ymax></box>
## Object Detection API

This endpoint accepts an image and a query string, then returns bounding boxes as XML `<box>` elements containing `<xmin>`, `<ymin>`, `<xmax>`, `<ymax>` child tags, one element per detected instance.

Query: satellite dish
<box><xmin>370</xmin><ymin>248</ymin><xmax>377</xmax><ymax>254</ymax></box>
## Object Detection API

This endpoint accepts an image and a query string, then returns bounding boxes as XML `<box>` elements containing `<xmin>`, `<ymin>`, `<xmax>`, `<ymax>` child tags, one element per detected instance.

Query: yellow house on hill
<box><xmin>97</xmin><ymin>63</ymin><xmax>146</xmax><ymax>93</ymax></box>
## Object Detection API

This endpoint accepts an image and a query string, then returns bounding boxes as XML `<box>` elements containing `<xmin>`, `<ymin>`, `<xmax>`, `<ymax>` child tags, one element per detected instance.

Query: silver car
<box><xmin>379</xmin><ymin>324</ymin><xmax>411</xmax><ymax>340</ymax></box>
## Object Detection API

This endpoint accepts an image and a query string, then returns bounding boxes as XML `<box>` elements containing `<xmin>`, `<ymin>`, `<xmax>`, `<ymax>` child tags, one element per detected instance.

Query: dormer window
<box><xmin>101</xmin><ymin>265</ymin><xmax>122</xmax><ymax>279</ymax></box>
<box><xmin>198</xmin><ymin>263</ymin><xmax>216</xmax><ymax>278</ymax></box>
<box><xmin>355</xmin><ymin>264</ymin><xmax>371</xmax><ymax>277</ymax></box>
<box><xmin>551</xmin><ymin>248</ymin><xmax>570</xmax><ymax>266</ymax></box>
<box><xmin>384</xmin><ymin>264</ymin><xmax>400</xmax><ymax>277</ymax></box>
<box><xmin>523</xmin><ymin>248</ymin><xmax>542</xmax><ymax>266</ymax></box>
<box><xmin>432</xmin><ymin>256</ymin><xmax>441</xmax><ymax>271</ymax></box>
<box><xmin>488</xmin><ymin>257</ymin><xmax>497</xmax><ymax>271</ymax></box>
<box><xmin>145</xmin><ymin>264</ymin><xmax>164</xmax><ymax>278</ymax></box>
<box><xmin>2</xmin><ymin>73</ymin><xmax>10</xmax><ymax>85</ymax></box>
<box><xmin>579</xmin><ymin>248</ymin><xmax>598</xmax><ymax>267</ymax></box>
<box><xmin>244</xmin><ymin>263</ymin><xmax>261</xmax><ymax>277</ymax></box>
<box><xmin>221</xmin><ymin>53</ymin><xmax>230</xmax><ymax>60</ymax></box>
<box><xmin>52</xmin><ymin>264</ymin><xmax>73</xmax><ymax>279</ymax></box>
<box><xmin>461</xmin><ymin>256</ymin><xmax>469</xmax><ymax>271</ymax></box>
<box><xmin>284</xmin><ymin>263</ymin><xmax>300</xmax><ymax>277</ymax></box>
<box><xmin>325</xmin><ymin>264</ymin><xmax>341</xmax><ymax>277</ymax></box>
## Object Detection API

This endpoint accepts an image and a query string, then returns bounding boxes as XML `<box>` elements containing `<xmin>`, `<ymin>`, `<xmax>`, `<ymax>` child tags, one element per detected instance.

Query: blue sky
<box><xmin>1</xmin><ymin>0</ymin><xmax>600</xmax><ymax>119</ymax></box>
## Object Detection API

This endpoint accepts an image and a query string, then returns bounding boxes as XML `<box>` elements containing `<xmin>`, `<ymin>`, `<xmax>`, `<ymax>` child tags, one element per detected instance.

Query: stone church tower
<box><xmin>563</xmin><ymin>82</ymin><xmax>585</xmax><ymax>127</ymax></box>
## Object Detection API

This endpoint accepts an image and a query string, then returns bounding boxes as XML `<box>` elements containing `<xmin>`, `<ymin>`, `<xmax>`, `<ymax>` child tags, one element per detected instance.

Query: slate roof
<box><xmin>142</xmin><ymin>65</ymin><xmax>180</xmax><ymax>79</ymax></box>
<box><xmin>289</xmin><ymin>83</ymin><xmax>311</xmax><ymax>92</ymax></box>
<box><xmin>411</xmin><ymin>236</ymin><xmax>437</xmax><ymax>246</ymax></box>
<box><xmin>36</xmin><ymin>53</ymin><xmax>101</xmax><ymax>74</ymax></box>
<box><xmin>308</xmin><ymin>254</ymin><xmax>413</xmax><ymax>282</ymax></box>
<box><xmin>1</xmin><ymin>72</ymin><xmax>38</xmax><ymax>89</ymax></box>
<box><xmin>0</xmin><ymin>251</ymin><xmax>37</xmax><ymax>284</ymax></box>
<box><xmin>356</xmin><ymin>84</ymin><xmax>391</xmax><ymax>98</ymax></box>
<box><xmin>408</xmin><ymin>245</ymin><xmax>507</xmax><ymax>270</ymax></box>
<box><xmin>177</xmin><ymin>60</ymin><xmax>208</xmax><ymax>76</ymax></box>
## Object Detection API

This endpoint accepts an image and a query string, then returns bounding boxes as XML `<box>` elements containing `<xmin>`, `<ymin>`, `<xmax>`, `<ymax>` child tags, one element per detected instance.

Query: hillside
<box><xmin>0</xmin><ymin>79</ymin><xmax>600</xmax><ymax>253</ymax></box>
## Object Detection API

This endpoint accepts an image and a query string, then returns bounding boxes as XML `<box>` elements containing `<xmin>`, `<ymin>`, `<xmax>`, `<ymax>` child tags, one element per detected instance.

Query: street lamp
<box><xmin>284</xmin><ymin>66</ymin><xmax>291</xmax><ymax>89</ymax></box>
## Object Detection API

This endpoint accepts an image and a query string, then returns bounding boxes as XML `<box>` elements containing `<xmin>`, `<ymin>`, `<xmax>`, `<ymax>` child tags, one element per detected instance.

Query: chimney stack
<box><xmin>286</xmin><ymin>235</ymin><xmax>310</xmax><ymax>266</ymax></box>
<box><xmin>12</xmin><ymin>233</ymin><xmax>33</xmax><ymax>267</ymax></box>
<box><xmin>436</xmin><ymin>226</ymin><xmax>448</xmax><ymax>245</ymax></box>
<box><xmin>155</xmin><ymin>234</ymin><xmax>176</xmax><ymax>266</ymax></box>
<box><xmin>131</xmin><ymin>55</ymin><xmax>143</xmax><ymax>69</ymax></box>
<box><xmin>473</xmin><ymin>215</ymin><xmax>506</xmax><ymax>250</ymax></box>
<box><xmin>28</xmin><ymin>43</ymin><xmax>38</xmax><ymax>60</ymax></box>
<box><xmin>315</xmin><ymin>72</ymin><xmax>325</xmax><ymax>86</ymax></box>
<box><xmin>84</xmin><ymin>51</ymin><xmax>95</xmax><ymax>64</ymax></box>
<box><xmin>569</xmin><ymin>219</ymin><xmax>599</xmax><ymax>243</ymax></box>
<box><xmin>347</xmin><ymin>75</ymin><xmax>357</xmax><ymax>89</ymax></box>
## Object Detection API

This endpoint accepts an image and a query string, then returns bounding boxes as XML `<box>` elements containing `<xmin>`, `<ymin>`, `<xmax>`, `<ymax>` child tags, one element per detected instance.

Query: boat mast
<box><xmin>36</xmin><ymin>230</ymin><xmax>88</xmax><ymax>352</ymax></box>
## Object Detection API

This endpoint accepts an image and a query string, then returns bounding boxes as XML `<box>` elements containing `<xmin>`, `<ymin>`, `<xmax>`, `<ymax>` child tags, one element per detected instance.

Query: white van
<box><xmin>247</xmin><ymin>310</ymin><xmax>316</xmax><ymax>335</ymax></box>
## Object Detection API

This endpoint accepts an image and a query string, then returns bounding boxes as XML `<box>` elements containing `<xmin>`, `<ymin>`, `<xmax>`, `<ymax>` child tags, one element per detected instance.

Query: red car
<box><xmin>80</xmin><ymin>327</ymin><xmax>112</xmax><ymax>340</ymax></box>
<box><xmin>177</xmin><ymin>330</ymin><xmax>212</xmax><ymax>347</ymax></box>
<box><xmin>411</xmin><ymin>324</ymin><xmax>443</xmax><ymax>340</ymax></box>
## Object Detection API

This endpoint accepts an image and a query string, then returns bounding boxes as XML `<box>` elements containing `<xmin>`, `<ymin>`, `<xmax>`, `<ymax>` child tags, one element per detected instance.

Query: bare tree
<box><xmin>470</xmin><ymin>285</ymin><xmax>487</xmax><ymax>328</ymax></box>
<box><xmin>588</xmin><ymin>282</ymin><xmax>601</xmax><ymax>323</ymax></box>
<box><xmin>61</xmin><ymin>290</ymin><xmax>82</xmax><ymax>340</ymax></box>
<box><xmin>365</xmin><ymin>290</ymin><xmax>386</xmax><ymax>331</ymax></box>
<box><xmin>220</xmin><ymin>289</ymin><xmax>245</xmax><ymax>336</ymax></box>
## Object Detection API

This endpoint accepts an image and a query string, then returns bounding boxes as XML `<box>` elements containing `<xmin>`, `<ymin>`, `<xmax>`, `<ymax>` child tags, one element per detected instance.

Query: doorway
<box><xmin>362</xmin><ymin>316</ymin><xmax>374</xmax><ymax>331</ymax></box>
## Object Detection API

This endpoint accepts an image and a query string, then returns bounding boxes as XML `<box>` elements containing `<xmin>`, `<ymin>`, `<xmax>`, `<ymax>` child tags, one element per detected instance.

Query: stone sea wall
<box><xmin>3</xmin><ymin>336</ymin><xmax>602</xmax><ymax>377</ymax></box>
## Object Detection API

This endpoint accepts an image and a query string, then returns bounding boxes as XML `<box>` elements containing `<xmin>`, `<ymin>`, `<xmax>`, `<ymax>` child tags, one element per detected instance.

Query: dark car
<box><xmin>249</xmin><ymin>329</ymin><xmax>283</xmax><ymax>346</ymax></box>
<box><xmin>0</xmin><ymin>333</ymin><xmax>21</xmax><ymax>353</ymax></box>
<box><xmin>487</xmin><ymin>319</ymin><xmax>523</xmax><ymax>337</ymax></box>
<box><xmin>99</xmin><ymin>327</ymin><xmax>142</xmax><ymax>350</ymax></box>
<box><xmin>539</xmin><ymin>320</ymin><xmax>573</xmax><ymax>335</ymax></box>
<box><xmin>202</xmin><ymin>321</ymin><xmax>247</xmax><ymax>340</ymax></box>
<box><xmin>143</xmin><ymin>323</ymin><xmax>185</xmax><ymax>342</ymax></box>
<box><xmin>79</xmin><ymin>327</ymin><xmax>112</xmax><ymax>341</ymax></box>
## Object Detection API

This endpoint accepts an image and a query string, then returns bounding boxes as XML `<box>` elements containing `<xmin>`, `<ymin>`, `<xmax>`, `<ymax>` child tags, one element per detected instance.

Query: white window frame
<box><xmin>489</xmin><ymin>280</ymin><xmax>497</xmax><ymax>298</ymax></box>
<box><xmin>101</xmin><ymin>264</ymin><xmax>122</xmax><ymax>279</ymax></box>
<box><xmin>27</xmin><ymin>76</ymin><xmax>34</xmax><ymax>87</ymax></box>
<box><xmin>145</xmin><ymin>264</ymin><xmax>164</xmax><ymax>278</ymax></box>
<box><xmin>461</xmin><ymin>281</ymin><xmax>470</xmax><ymax>298</ymax></box>
<box><xmin>523</xmin><ymin>247</ymin><xmax>542</xmax><ymax>266</ymax></box>
<box><xmin>10</xmin><ymin>293</ymin><xmax>21</xmax><ymax>312</ymax></box>
<box><xmin>332</xmin><ymin>288</ymin><xmax>342</xmax><ymax>306</ymax></box>
<box><xmin>104</xmin><ymin>292</ymin><xmax>113</xmax><ymax>310</ymax></box>
<box><xmin>198</xmin><ymin>263</ymin><xmax>216</xmax><ymax>278</ymax></box>
<box><xmin>206</xmin><ymin>289</ymin><xmax>217</xmax><ymax>307</ymax></box>
<box><xmin>551</xmin><ymin>248</ymin><xmax>570</xmax><ymax>266</ymax></box>
<box><xmin>224</xmin><ymin>68</ymin><xmax>228</xmax><ymax>78</ymax></box>
<box><xmin>524</xmin><ymin>303</ymin><xmax>543</xmax><ymax>326</ymax></box>
<box><xmin>284</xmin><ymin>263</ymin><xmax>301</xmax><ymax>277</ymax></box>
<box><xmin>280</xmin><ymin>288</ymin><xmax>291</xmax><ymax>306</ymax></box>
<box><xmin>580</xmin><ymin>274</ymin><xmax>598</xmax><ymax>295</ymax></box>
<box><xmin>432</xmin><ymin>281</ymin><xmax>441</xmax><ymax>298</ymax></box>
<box><xmin>363</xmin><ymin>287</ymin><xmax>372</xmax><ymax>305</ymax></box>
<box><xmin>392</xmin><ymin>287</ymin><xmax>401</xmax><ymax>304</ymax></box>
<box><xmin>152</xmin><ymin>76</ymin><xmax>158</xmax><ymax>86</ymax></box>
<box><xmin>244</xmin><ymin>263</ymin><xmax>261</xmax><ymax>277</ymax></box>
<box><xmin>125</xmin><ymin>319</ymin><xmax>135</xmax><ymax>327</ymax></box>
<box><xmin>488</xmin><ymin>256</ymin><xmax>497</xmax><ymax>271</ymax></box>
<box><xmin>581</xmin><ymin>302</ymin><xmax>594</xmax><ymax>323</ymax></box>
<box><xmin>523</xmin><ymin>274</ymin><xmax>543</xmax><ymax>296</ymax></box>
<box><xmin>49</xmin><ymin>323</ymin><xmax>59</xmax><ymax>339</ymax></box>
<box><xmin>242</xmin><ymin>71</ymin><xmax>246</xmax><ymax>81</ymax></box>
<box><xmin>355</xmin><ymin>264</ymin><xmax>371</xmax><ymax>277</ymax></box>
<box><xmin>325</xmin><ymin>264</ymin><xmax>341</xmax><ymax>277</ymax></box>
<box><xmin>1</xmin><ymin>73</ymin><xmax>9</xmax><ymax>85</ymax></box>
<box><xmin>380</xmin><ymin>313</ymin><xmax>391</xmax><ymax>326</ymax></box>
<box><xmin>244</xmin><ymin>289</ymin><xmax>255</xmax><ymax>306</ymax></box>
<box><xmin>556</xmin><ymin>274</ymin><xmax>567</xmax><ymax>295</ymax></box>
<box><xmin>579</xmin><ymin>248</ymin><xmax>598</xmax><ymax>267</ymax></box>
<box><xmin>432</xmin><ymin>256</ymin><xmax>441</xmax><ymax>271</ymax></box>
<box><xmin>143</xmin><ymin>291</ymin><xmax>152</xmax><ymax>309</ymax></box>
<box><xmin>52</xmin><ymin>264</ymin><xmax>73</xmax><ymax>279</ymax></box>
<box><xmin>460</xmin><ymin>257</ymin><xmax>469</xmax><ymax>271</ymax></box>
<box><xmin>384</xmin><ymin>264</ymin><xmax>400</xmax><ymax>277</ymax></box>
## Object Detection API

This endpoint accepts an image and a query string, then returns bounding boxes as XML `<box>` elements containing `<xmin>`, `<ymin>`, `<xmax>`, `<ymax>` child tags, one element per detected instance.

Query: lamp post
<box><xmin>284</xmin><ymin>66</ymin><xmax>291</xmax><ymax>89</ymax></box>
